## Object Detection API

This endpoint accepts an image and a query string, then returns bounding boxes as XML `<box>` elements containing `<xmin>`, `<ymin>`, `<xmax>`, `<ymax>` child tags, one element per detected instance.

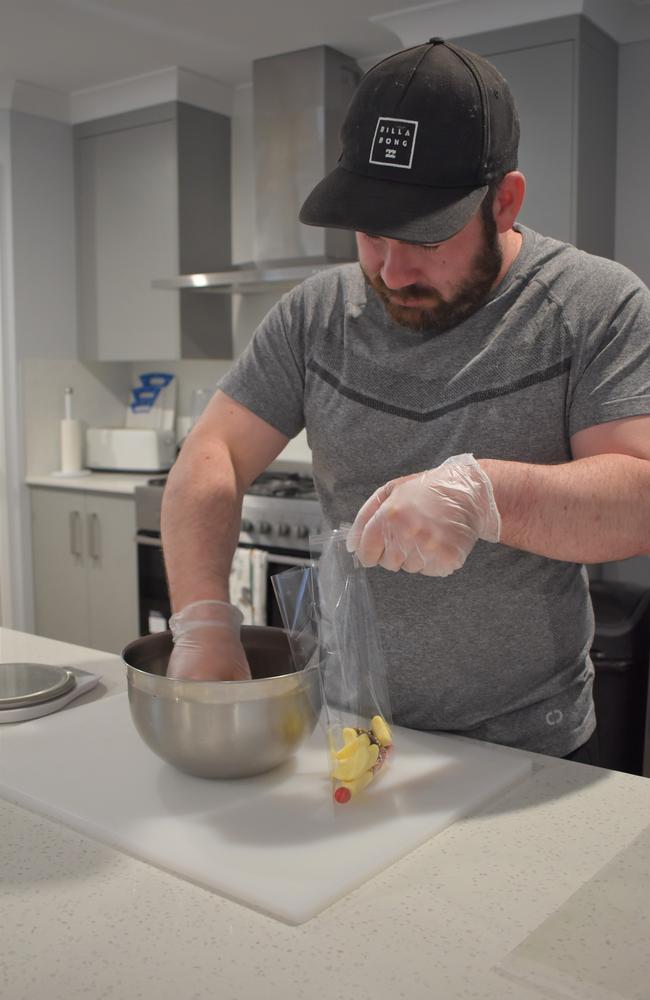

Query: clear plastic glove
<box><xmin>346</xmin><ymin>453</ymin><xmax>500</xmax><ymax>577</ymax></box>
<box><xmin>167</xmin><ymin>600</ymin><xmax>252</xmax><ymax>681</ymax></box>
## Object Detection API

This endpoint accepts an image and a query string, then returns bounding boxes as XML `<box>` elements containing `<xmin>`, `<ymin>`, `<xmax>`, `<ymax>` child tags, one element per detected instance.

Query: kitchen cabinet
<box><xmin>75</xmin><ymin>102</ymin><xmax>232</xmax><ymax>361</ymax></box>
<box><xmin>455</xmin><ymin>15</ymin><xmax>617</xmax><ymax>258</ymax></box>
<box><xmin>30</xmin><ymin>487</ymin><xmax>138</xmax><ymax>654</ymax></box>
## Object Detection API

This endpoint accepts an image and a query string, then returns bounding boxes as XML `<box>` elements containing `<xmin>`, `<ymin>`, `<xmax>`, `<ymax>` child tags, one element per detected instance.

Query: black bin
<box><xmin>589</xmin><ymin>580</ymin><xmax>650</xmax><ymax>775</ymax></box>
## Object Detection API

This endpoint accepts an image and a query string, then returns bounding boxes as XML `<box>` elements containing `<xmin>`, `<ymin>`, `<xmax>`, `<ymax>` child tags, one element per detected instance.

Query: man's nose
<box><xmin>379</xmin><ymin>241</ymin><xmax>424</xmax><ymax>289</ymax></box>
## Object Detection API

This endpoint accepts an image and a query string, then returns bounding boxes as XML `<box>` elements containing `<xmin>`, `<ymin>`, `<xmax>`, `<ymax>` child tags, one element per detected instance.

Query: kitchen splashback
<box><xmin>22</xmin><ymin>359</ymin><xmax>133</xmax><ymax>476</ymax></box>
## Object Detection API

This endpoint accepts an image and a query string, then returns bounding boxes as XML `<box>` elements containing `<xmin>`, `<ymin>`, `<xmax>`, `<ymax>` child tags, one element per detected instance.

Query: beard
<box><xmin>361</xmin><ymin>207</ymin><xmax>503</xmax><ymax>334</ymax></box>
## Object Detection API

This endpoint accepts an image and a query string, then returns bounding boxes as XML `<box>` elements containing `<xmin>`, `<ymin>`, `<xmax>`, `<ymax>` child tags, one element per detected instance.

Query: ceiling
<box><xmin>0</xmin><ymin>0</ymin><xmax>404</xmax><ymax>93</ymax></box>
<box><xmin>1</xmin><ymin>0</ymin><xmax>650</xmax><ymax>98</ymax></box>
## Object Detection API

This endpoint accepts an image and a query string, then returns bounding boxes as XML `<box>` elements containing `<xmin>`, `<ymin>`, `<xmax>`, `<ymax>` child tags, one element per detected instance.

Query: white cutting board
<box><xmin>0</xmin><ymin>692</ymin><xmax>531</xmax><ymax>924</ymax></box>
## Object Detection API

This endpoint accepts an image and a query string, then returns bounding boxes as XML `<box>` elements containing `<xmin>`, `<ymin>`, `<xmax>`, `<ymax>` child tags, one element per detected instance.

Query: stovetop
<box><xmin>144</xmin><ymin>468</ymin><xmax>316</xmax><ymax>499</ymax></box>
<box><xmin>135</xmin><ymin>465</ymin><xmax>323</xmax><ymax>548</ymax></box>
<box><xmin>244</xmin><ymin>470</ymin><xmax>317</xmax><ymax>500</ymax></box>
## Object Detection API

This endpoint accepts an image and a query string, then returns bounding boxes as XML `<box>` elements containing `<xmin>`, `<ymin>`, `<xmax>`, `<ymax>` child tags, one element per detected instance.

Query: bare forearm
<box><xmin>161</xmin><ymin>437</ymin><xmax>242</xmax><ymax>611</ymax></box>
<box><xmin>480</xmin><ymin>454</ymin><xmax>650</xmax><ymax>563</ymax></box>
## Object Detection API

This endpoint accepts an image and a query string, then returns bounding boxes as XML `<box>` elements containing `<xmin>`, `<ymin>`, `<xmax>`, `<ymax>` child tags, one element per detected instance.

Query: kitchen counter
<box><xmin>25</xmin><ymin>472</ymin><xmax>159</xmax><ymax>494</ymax></box>
<box><xmin>2</xmin><ymin>627</ymin><xmax>650</xmax><ymax>1000</ymax></box>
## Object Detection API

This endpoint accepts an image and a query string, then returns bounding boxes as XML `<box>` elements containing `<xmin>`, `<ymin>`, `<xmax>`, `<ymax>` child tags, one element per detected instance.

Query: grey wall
<box><xmin>11</xmin><ymin>111</ymin><xmax>77</xmax><ymax>359</ymax></box>
<box><xmin>615</xmin><ymin>38</ymin><xmax>650</xmax><ymax>286</ymax></box>
<box><xmin>595</xmin><ymin>37</ymin><xmax>650</xmax><ymax>589</ymax></box>
<box><xmin>1</xmin><ymin>110</ymin><xmax>80</xmax><ymax>628</ymax></box>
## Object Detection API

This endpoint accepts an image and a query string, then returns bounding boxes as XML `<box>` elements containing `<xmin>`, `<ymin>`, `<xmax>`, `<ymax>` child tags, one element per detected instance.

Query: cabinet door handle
<box><xmin>88</xmin><ymin>512</ymin><xmax>101</xmax><ymax>560</ymax></box>
<box><xmin>69</xmin><ymin>511</ymin><xmax>83</xmax><ymax>557</ymax></box>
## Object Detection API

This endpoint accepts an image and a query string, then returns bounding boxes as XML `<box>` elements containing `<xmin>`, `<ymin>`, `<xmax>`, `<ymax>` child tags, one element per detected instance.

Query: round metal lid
<box><xmin>0</xmin><ymin>663</ymin><xmax>76</xmax><ymax>710</ymax></box>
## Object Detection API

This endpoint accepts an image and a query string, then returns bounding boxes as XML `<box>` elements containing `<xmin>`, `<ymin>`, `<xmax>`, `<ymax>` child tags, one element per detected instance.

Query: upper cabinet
<box><xmin>455</xmin><ymin>15</ymin><xmax>618</xmax><ymax>259</ymax></box>
<box><xmin>75</xmin><ymin>102</ymin><xmax>232</xmax><ymax>361</ymax></box>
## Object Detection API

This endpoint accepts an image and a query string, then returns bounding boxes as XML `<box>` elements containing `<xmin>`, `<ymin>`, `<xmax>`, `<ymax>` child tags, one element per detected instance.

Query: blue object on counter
<box><xmin>130</xmin><ymin>387</ymin><xmax>160</xmax><ymax>412</ymax></box>
<box><xmin>138</xmin><ymin>372</ymin><xmax>175</xmax><ymax>388</ymax></box>
<box><xmin>129</xmin><ymin>372</ymin><xmax>174</xmax><ymax>412</ymax></box>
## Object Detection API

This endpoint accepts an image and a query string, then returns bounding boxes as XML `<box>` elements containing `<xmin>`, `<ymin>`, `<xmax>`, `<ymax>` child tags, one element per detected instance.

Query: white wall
<box><xmin>0</xmin><ymin>145</ymin><xmax>15</xmax><ymax>627</ymax></box>
<box><xmin>0</xmin><ymin>114</ymin><xmax>23</xmax><ymax>628</ymax></box>
<box><xmin>21</xmin><ymin>359</ymin><xmax>133</xmax><ymax>475</ymax></box>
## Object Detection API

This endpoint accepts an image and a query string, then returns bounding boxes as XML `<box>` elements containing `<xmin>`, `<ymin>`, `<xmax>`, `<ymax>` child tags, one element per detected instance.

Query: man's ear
<box><xmin>493</xmin><ymin>172</ymin><xmax>526</xmax><ymax>233</ymax></box>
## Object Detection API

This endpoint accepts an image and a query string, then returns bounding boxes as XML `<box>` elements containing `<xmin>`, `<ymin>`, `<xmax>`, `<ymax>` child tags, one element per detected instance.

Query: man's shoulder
<box><xmin>517</xmin><ymin>225</ymin><xmax>647</xmax><ymax>297</ymax></box>
<box><xmin>262</xmin><ymin>263</ymin><xmax>367</xmax><ymax>337</ymax></box>
<box><xmin>519</xmin><ymin>226</ymin><xmax>643</xmax><ymax>285</ymax></box>
<box><xmin>290</xmin><ymin>261</ymin><xmax>365</xmax><ymax>300</ymax></box>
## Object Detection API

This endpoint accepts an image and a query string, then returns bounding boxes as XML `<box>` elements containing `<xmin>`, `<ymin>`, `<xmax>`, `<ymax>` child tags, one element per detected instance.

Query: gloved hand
<box><xmin>346</xmin><ymin>453</ymin><xmax>500</xmax><ymax>577</ymax></box>
<box><xmin>166</xmin><ymin>600</ymin><xmax>252</xmax><ymax>681</ymax></box>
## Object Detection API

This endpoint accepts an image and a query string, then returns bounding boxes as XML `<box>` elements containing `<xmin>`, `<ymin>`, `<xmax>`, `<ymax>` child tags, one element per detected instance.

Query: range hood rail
<box><xmin>153</xmin><ymin>256</ymin><xmax>355</xmax><ymax>294</ymax></box>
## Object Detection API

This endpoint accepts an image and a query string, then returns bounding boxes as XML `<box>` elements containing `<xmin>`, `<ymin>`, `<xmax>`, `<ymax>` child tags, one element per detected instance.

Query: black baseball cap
<box><xmin>299</xmin><ymin>38</ymin><xmax>520</xmax><ymax>244</ymax></box>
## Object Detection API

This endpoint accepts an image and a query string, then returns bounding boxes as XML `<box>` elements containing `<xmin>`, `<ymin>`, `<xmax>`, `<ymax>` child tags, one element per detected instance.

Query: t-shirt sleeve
<box><xmin>217</xmin><ymin>290</ymin><xmax>306</xmax><ymax>439</ymax></box>
<box><xmin>568</xmin><ymin>266</ymin><xmax>650</xmax><ymax>436</ymax></box>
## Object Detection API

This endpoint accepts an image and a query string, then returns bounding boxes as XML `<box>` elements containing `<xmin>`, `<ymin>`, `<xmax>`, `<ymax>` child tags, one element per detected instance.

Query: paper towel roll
<box><xmin>60</xmin><ymin>418</ymin><xmax>83</xmax><ymax>474</ymax></box>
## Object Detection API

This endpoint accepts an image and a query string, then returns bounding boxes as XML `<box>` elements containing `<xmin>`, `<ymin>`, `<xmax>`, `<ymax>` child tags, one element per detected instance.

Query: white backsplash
<box><xmin>22</xmin><ymin>346</ymin><xmax>312</xmax><ymax>478</ymax></box>
<box><xmin>22</xmin><ymin>359</ymin><xmax>133</xmax><ymax>475</ymax></box>
<box><xmin>129</xmin><ymin>354</ymin><xmax>312</xmax><ymax>465</ymax></box>
<box><xmin>129</xmin><ymin>286</ymin><xmax>313</xmax><ymax>465</ymax></box>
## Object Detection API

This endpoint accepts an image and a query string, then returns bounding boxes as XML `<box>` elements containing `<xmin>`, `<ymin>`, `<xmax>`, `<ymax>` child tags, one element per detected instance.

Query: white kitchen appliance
<box><xmin>86</xmin><ymin>427</ymin><xmax>176</xmax><ymax>473</ymax></box>
<box><xmin>0</xmin><ymin>691</ymin><xmax>532</xmax><ymax>924</ymax></box>
<box><xmin>86</xmin><ymin>370</ymin><xmax>177</xmax><ymax>472</ymax></box>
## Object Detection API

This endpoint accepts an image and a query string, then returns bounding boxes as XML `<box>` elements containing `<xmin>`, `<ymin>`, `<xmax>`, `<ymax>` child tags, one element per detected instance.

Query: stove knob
<box><xmin>258</xmin><ymin>520</ymin><xmax>272</xmax><ymax>535</ymax></box>
<box><xmin>296</xmin><ymin>525</ymin><xmax>309</xmax><ymax>539</ymax></box>
<box><xmin>278</xmin><ymin>523</ymin><xmax>291</xmax><ymax>537</ymax></box>
<box><xmin>241</xmin><ymin>518</ymin><xmax>254</xmax><ymax>533</ymax></box>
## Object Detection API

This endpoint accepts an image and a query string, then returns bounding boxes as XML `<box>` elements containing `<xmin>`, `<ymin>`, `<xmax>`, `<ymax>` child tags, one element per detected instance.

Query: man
<box><xmin>161</xmin><ymin>38</ymin><xmax>650</xmax><ymax>764</ymax></box>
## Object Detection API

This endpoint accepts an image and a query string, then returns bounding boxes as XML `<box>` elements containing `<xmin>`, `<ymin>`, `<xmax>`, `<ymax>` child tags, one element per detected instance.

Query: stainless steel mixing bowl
<box><xmin>122</xmin><ymin>627</ymin><xmax>322</xmax><ymax>779</ymax></box>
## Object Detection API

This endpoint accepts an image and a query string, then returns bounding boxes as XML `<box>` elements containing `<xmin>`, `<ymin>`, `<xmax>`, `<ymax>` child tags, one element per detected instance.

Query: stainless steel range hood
<box><xmin>154</xmin><ymin>46</ymin><xmax>360</xmax><ymax>294</ymax></box>
<box><xmin>153</xmin><ymin>256</ymin><xmax>351</xmax><ymax>295</ymax></box>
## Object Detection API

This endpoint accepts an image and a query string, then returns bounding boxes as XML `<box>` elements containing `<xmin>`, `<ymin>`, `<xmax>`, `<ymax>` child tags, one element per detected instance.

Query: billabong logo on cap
<box><xmin>369</xmin><ymin>117</ymin><xmax>418</xmax><ymax>169</ymax></box>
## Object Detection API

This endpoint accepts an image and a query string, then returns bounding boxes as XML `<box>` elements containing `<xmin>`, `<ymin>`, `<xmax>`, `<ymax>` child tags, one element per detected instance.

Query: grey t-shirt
<box><xmin>218</xmin><ymin>225</ymin><xmax>650</xmax><ymax>756</ymax></box>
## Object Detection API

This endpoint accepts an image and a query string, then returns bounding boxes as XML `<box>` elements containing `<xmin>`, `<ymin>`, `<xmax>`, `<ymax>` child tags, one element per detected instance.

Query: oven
<box><xmin>134</xmin><ymin>465</ymin><xmax>323</xmax><ymax>634</ymax></box>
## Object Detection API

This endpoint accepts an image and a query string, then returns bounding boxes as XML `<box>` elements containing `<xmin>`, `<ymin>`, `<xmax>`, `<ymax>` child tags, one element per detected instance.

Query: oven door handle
<box><xmin>136</xmin><ymin>533</ymin><xmax>163</xmax><ymax>548</ymax></box>
<box><xmin>136</xmin><ymin>537</ymin><xmax>315</xmax><ymax>567</ymax></box>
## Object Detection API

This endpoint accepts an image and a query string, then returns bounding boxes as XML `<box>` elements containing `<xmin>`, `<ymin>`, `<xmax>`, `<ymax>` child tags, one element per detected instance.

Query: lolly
<box><xmin>371</xmin><ymin>715</ymin><xmax>392</xmax><ymax>747</ymax></box>
<box><xmin>330</xmin><ymin>715</ymin><xmax>393</xmax><ymax>804</ymax></box>
<box><xmin>335</xmin><ymin>732</ymin><xmax>370</xmax><ymax>761</ymax></box>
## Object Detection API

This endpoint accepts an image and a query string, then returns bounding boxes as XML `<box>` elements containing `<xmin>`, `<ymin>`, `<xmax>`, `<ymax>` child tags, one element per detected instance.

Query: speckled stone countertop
<box><xmin>2</xmin><ymin>627</ymin><xmax>650</xmax><ymax>1000</ymax></box>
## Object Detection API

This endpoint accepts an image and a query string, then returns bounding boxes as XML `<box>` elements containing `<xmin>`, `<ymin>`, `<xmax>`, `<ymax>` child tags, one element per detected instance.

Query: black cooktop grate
<box><xmin>246</xmin><ymin>471</ymin><xmax>316</xmax><ymax>499</ymax></box>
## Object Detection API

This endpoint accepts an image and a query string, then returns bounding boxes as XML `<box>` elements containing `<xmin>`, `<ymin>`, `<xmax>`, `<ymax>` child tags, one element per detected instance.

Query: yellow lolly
<box><xmin>331</xmin><ymin>744</ymin><xmax>374</xmax><ymax>782</ymax></box>
<box><xmin>371</xmin><ymin>715</ymin><xmax>393</xmax><ymax>747</ymax></box>
<box><xmin>342</xmin><ymin>727</ymin><xmax>358</xmax><ymax>744</ymax></box>
<box><xmin>331</xmin><ymin>756</ymin><xmax>366</xmax><ymax>782</ymax></box>
<box><xmin>340</xmin><ymin>769</ymin><xmax>374</xmax><ymax>798</ymax></box>
<box><xmin>366</xmin><ymin>743</ymin><xmax>380</xmax><ymax>769</ymax></box>
<box><xmin>334</xmin><ymin>733</ymin><xmax>370</xmax><ymax>761</ymax></box>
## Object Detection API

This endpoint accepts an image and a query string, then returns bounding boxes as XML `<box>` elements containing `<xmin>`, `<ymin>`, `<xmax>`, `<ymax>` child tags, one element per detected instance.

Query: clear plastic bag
<box><xmin>272</xmin><ymin>526</ymin><xmax>393</xmax><ymax>804</ymax></box>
